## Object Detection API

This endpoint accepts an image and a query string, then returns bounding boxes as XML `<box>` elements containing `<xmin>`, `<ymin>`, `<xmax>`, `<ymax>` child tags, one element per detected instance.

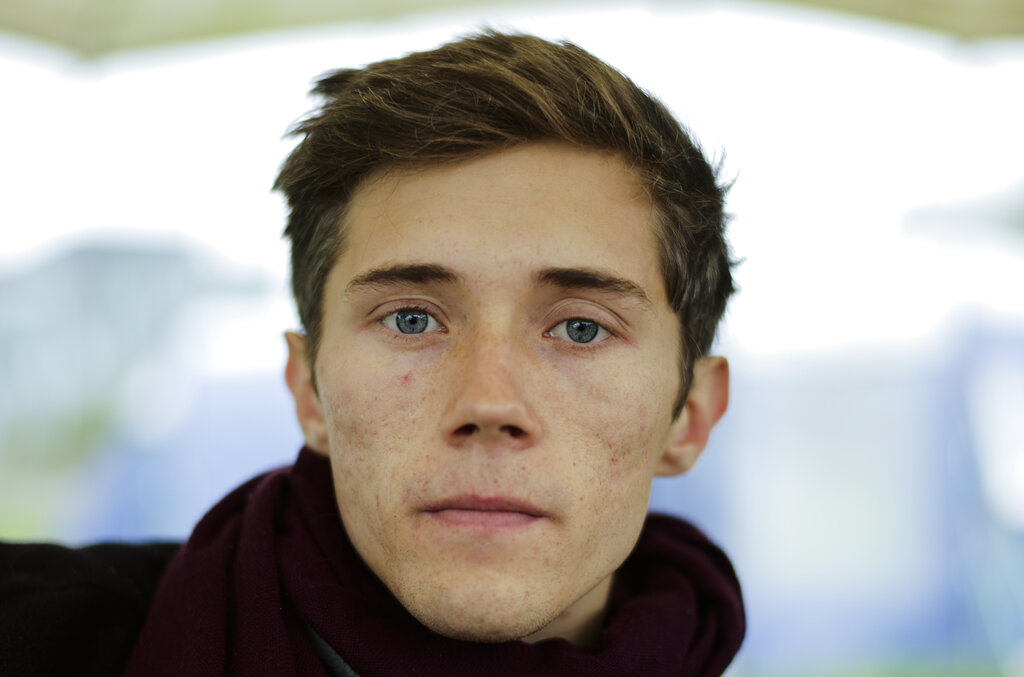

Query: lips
<box><xmin>422</xmin><ymin>495</ymin><xmax>547</xmax><ymax>528</ymax></box>
<box><xmin>424</xmin><ymin>495</ymin><xmax>545</xmax><ymax>517</ymax></box>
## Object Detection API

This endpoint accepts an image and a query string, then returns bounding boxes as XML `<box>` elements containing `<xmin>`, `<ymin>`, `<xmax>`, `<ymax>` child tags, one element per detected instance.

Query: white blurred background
<box><xmin>1</xmin><ymin>1</ymin><xmax>1023</xmax><ymax>675</ymax></box>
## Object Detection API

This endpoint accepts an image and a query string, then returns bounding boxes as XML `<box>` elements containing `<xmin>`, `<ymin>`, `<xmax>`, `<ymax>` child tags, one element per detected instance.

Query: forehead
<box><xmin>337</xmin><ymin>142</ymin><xmax>665</xmax><ymax>300</ymax></box>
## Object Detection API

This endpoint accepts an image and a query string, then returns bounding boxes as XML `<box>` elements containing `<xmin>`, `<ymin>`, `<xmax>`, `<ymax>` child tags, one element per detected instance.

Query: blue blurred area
<box><xmin>63</xmin><ymin>372</ymin><xmax>302</xmax><ymax>543</ymax></box>
<box><xmin>651</xmin><ymin>320</ymin><xmax>1024</xmax><ymax>674</ymax></box>
<box><xmin>0</xmin><ymin>239</ymin><xmax>299</xmax><ymax>539</ymax></box>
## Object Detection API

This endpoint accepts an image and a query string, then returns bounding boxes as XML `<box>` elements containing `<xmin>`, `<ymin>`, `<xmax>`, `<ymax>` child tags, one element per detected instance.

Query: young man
<box><xmin>1</xmin><ymin>31</ymin><xmax>743</xmax><ymax>676</ymax></box>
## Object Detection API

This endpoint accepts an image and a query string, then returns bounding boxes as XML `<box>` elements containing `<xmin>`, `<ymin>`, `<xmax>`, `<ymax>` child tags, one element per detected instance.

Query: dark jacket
<box><xmin>0</xmin><ymin>541</ymin><xmax>179</xmax><ymax>677</ymax></box>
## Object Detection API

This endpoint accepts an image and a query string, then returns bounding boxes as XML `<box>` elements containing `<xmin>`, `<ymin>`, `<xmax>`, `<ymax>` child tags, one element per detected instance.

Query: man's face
<box><xmin>296</xmin><ymin>142</ymin><xmax>696</xmax><ymax>643</ymax></box>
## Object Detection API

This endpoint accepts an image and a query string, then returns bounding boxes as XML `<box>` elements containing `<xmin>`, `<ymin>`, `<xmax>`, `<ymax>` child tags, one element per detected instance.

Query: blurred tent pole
<box><xmin>1</xmin><ymin>0</ymin><xmax>1023</xmax><ymax>58</ymax></box>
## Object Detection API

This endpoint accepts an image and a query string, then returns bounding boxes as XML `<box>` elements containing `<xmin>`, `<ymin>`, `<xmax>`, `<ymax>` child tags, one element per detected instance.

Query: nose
<box><xmin>441</xmin><ymin>330</ymin><xmax>541</xmax><ymax>449</ymax></box>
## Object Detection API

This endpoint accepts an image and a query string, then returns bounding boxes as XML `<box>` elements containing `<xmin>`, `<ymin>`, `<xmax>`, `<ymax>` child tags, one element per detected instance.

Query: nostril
<box><xmin>454</xmin><ymin>423</ymin><xmax>478</xmax><ymax>437</ymax></box>
<box><xmin>452</xmin><ymin>423</ymin><xmax>527</xmax><ymax>439</ymax></box>
<box><xmin>501</xmin><ymin>425</ymin><xmax>526</xmax><ymax>439</ymax></box>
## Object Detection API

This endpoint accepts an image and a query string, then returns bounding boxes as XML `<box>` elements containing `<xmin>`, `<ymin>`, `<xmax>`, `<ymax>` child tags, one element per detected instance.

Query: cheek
<box><xmin>554</xmin><ymin>357</ymin><xmax>673</xmax><ymax>458</ymax></box>
<box><xmin>316</xmin><ymin>356</ymin><xmax>430</xmax><ymax>506</ymax></box>
<box><xmin>319</xmin><ymin>353</ymin><xmax>432</xmax><ymax>439</ymax></box>
<box><xmin>595</xmin><ymin>424</ymin><xmax>662</xmax><ymax>505</ymax></box>
<box><xmin>553</xmin><ymin>361</ymin><xmax>675</xmax><ymax>530</ymax></box>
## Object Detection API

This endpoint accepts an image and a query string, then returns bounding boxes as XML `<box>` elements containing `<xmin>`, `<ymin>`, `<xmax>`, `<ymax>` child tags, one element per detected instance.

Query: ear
<box><xmin>284</xmin><ymin>331</ymin><xmax>330</xmax><ymax>454</ymax></box>
<box><xmin>655</xmin><ymin>356</ymin><xmax>730</xmax><ymax>477</ymax></box>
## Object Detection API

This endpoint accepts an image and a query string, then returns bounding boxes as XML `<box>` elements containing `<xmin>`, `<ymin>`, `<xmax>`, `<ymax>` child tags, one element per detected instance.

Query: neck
<box><xmin>522</xmin><ymin>575</ymin><xmax>613</xmax><ymax>647</ymax></box>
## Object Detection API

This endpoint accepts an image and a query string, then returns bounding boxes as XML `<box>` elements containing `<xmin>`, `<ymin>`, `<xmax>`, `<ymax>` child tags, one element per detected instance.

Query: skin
<box><xmin>285</xmin><ymin>141</ymin><xmax>729</xmax><ymax>645</ymax></box>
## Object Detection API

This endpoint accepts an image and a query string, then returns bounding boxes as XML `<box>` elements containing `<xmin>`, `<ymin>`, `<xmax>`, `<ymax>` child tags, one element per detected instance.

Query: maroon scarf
<box><xmin>126</xmin><ymin>448</ymin><xmax>744</xmax><ymax>676</ymax></box>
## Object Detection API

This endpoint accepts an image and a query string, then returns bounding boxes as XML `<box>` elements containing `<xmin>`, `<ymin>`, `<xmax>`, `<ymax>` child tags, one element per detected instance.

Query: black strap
<box><xmin>306</xmin><ymin>624</ymin><xmax>362</xmax><ymax>677</ymax></box>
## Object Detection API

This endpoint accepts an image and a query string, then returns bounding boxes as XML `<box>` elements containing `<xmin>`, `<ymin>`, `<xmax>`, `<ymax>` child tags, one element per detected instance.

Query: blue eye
<box><xmin>383</xmin><ymin>309</ymin><xmax>443</xmax><ymax>334</ymax></box>
<box><xmin>395</xmin><ymin>310</ymin><xmax>429</xmax><ymax>334</ymax></box>
<box><xmin>566</xmin><ymin>319</ymin><xmax>599</xmax><ymax>343</ymax></box>
<box><xmin>549</xmin><ymin>318</ymin><xmax>611</xmax><ymax>344</ymax></box>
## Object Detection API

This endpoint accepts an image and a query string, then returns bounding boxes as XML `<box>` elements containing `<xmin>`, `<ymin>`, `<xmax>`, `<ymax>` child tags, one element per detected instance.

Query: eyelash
<box><xmin>376</xmin><ymin>305</ymin><xmax>616</xmax><ymax>347</ymax></box>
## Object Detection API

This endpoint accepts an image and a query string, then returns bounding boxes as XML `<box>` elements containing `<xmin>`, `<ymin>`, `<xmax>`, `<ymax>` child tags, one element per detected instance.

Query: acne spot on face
<box><xmin>400</xmin><ymin>372</ymin><xmax>413</xmax><ymax>385</ymax></box>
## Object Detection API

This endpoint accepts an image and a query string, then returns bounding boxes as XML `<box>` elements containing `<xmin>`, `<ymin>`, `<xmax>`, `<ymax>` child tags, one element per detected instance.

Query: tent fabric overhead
<box><xmin>3</xmin><ymin>0</ymin><xmax>1024</xmax><ymax>58</ymax></box>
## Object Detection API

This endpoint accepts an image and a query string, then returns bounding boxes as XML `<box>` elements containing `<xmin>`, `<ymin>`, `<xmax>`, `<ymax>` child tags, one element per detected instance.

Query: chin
<box><xmin>419</xmin><ymin>611</ymin><xmax>550</xmax><ymax>644</ymax></box>
<box><xmin>399</xmin><ymin>584</ymin><xmax>558</xmax><ymax>644</ymax></box>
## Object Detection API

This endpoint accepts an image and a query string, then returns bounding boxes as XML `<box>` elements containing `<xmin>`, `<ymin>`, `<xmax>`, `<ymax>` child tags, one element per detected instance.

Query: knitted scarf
<box><xmin>126</xmin><ymin>448</ymin><xmax>744</xmax><ymax>676</ymax></box>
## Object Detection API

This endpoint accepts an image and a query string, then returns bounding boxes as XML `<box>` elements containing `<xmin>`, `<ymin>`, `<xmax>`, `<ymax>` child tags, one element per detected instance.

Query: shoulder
<box><xmin>0</xmin><ymin>540</ymin><xmax>179</xmax><ymax>677</ymax></box>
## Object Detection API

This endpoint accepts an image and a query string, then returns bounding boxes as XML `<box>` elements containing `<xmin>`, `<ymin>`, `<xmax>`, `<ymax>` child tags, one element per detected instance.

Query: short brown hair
<box><xmin>274</xmin><ymin>30</ymin><xmax>734</xmax><ymax>417</ymax></box>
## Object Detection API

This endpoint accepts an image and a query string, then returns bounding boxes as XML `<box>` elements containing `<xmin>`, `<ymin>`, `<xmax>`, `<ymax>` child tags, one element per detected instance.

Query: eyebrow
<box><xmin>344</xmin><ymin>263</ymin><xmax>461</xmax><ymax>295</ymax></box>
<box><xmin>344</xmin><ymin>262</ymin><xmax>652</xmax><ymax>309</ymax></box>
<box><xmin>534</xmin><ymin>267</ymin><xmax>653</xmax><ymax>309</ymax></box>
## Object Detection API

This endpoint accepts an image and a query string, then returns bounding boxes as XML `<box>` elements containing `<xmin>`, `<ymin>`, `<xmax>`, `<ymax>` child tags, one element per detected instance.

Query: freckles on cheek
<box><xmin>602</xmin><ymin>440</ymin><xmax>627</xmax><ymax>482</ymax></box>
<box><xmin>323</xmin><ymin>367</ymin><xmax>417</xmax><ymax>437</ymax></box>
<box><xmin>596</xmin><ymin>404</ymin><xmax>664</xmax><ymax>483</ymax></box>
<box><xmin>330</xmin><ymin>398</ymin><xmax>379</xmax><ymax>445</ymax></box>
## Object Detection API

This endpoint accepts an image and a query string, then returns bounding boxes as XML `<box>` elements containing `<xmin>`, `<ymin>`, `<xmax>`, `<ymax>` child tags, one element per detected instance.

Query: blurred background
<box><xmin>1</xmin><ymin>0</ymin><xmax>1022</xmax><ymax>675</ymax></box>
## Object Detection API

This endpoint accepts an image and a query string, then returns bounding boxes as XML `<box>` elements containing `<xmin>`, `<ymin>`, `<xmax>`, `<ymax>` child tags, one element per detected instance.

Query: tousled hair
<box><xmin>274</xmin><ymin>30</ymin><xmax>735</xmax><ymax>417</ymax></box>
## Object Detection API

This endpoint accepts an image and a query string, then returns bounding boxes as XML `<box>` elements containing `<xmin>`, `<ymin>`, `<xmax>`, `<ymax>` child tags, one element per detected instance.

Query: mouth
<box><xmin>422</xmin><ymin>495</ymin><xmax>547</xmax><ymax>528</ymax></box>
